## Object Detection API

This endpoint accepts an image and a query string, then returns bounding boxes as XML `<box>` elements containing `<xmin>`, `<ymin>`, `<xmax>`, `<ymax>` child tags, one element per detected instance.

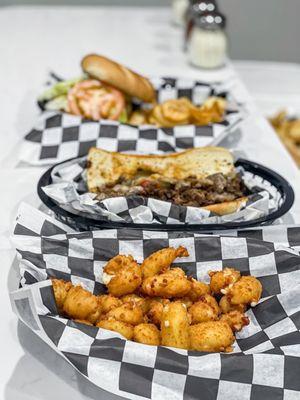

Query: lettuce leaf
<box><xmin>44</xmin><ymin>95</ymin><xmax>68</xmax><ymax>111</ymax></box>
<box><xmin>119</xmin><ymin>109</ymin><xmax>128</xmax><ymax>124</ymax></box>
<box><xmin>38</xmin><ymin>76</ymin><xmax>84</xmax><ymax>101</ymax></box>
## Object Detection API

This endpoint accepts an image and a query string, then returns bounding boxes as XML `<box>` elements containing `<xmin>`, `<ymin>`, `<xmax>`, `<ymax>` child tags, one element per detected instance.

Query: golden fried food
<box><xmin>148</xmin><ymin>97</ymin><xmax>226</xmax><ymax>128</ymax></box>
<box><xmin>180</xmin><ymin>297</ymin><xmax>193</xmax><ymax>309</ymax></box>
<box><xmin>189</xmin><ymin>98</ymin><xmax>225</xmax><ymax>125</ymax></box>
<box><xmin>128</xmin><ymin>110</ymin><xmax>148</xmax><ymax>126</ymax></box>
<box><xmin>148</xmin><ymin>104</ymin><xmax>172</xmax><ymax>127</ymax></box>
<box><xmin>147</xmin><ymin>298</ymin><xmax>170</xmax><ymax>326</ymax></box>
<box><xmin>53</xmin><ymin>247</ymin><xmax>262</xmax><ymax>354</ymax></box>
<box><xmin>219</xmin><ymin>295</ymin><xmax>246</xmax><ymax>314</ymax></box>
<box><xmin>63</xmin><ymin>286</ymin><xmax>101</xmax><ymax>324</ymax></box>
<box><xmin>269</xmin><ymin>111</ymin><xmax>300</xmax><ymax>167</ymax></box>
<box><xmin>161</xmin><ymin>302</ymin><xmax>190</xmax><ymax>349</ymax></box>
<box><xmin>97</xmin><ymin>318</ymin><xmax>134</xmax><ymax>340</ymax></box>
<box><xmin>189</xmin><ymin>321</ymin><xmax>234</xmax><ymax>352</ymax></box>
<box><xmin>204</xmin><ymin>96</ymin><xmax>227</xmax><ymax>111</ymax></box>
<box><xmin>219</xmin><ymin>311</ymin><xmax>250</xmax><ymax>332</ymax></box>
<box><xmin>189</xmin><ymin>294</ymin><xmax>220</xmax><ymax>324</ymax></box>
<box><xmin>52</xmin><ymin>279</ymin><xmax>72</xmax><ymax>313</ymax></box>
<box><xmin>99</xmin><ymin>294</ymin><xmax>122</xmax><ymax>314</ymax></box>
<box><xmin>209</xmin><ymin>268</ymin><xmax>241</xmax><ymax>295</ymax></box>
<box><xmin>161</xmin><ymin>99</ymin><xmax>190</xmax><ymax>123</ymax></box>
<box><xmin>227</xmin><ymin>276</ymin><xmax>262</xmax><ymax>306</ymax></box>
<box><xmin>142</xmin><ymin>268</ymin><xmax>192</xmax><ymax>298</ymax></box>
<box><xmin>107</xmin><ymin>303</ymin><xmax>144</xmax><ymax>326</ymax></box>
<box><xmin>188</xmin><ymin>278</ymin><xmax>211</xmax><ymax>302</ymax></box>
<box><xmin>149</xmin><ymin>103</ymin><xmax>189</xmax><ymax>127</ymax></box>
<box><xmin>190</xmin><ymin>107</ymin><xmax>217</xmax><ymax>125</ymax></box>
<box><xmin>289</xmin><ymin>120</ymin><xmax>300</xmax><ymax>143</ymax></box>
<box><xmin>103</xmin><ymin>255</ymin><xmax>142</xmax><ymax>297</ymax></box>
<box><xmin>121</xmin><ymin>294</ymin><xmax>149</xmax><ymax>314</ymax></box>
<box><xmin>133</xmin><ymin>323</ymin><xmax>161</xmax><ymax>346</ymax></box>
<box><xmin>141</xmin><ymin>246</ymin><xmax>189</xmax><ymax>279</ymax></box>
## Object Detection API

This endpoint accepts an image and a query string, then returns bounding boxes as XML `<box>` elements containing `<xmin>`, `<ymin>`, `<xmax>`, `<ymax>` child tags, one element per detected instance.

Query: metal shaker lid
<box><xmin>193</xmin><ymin>10</ymin><xmax>226</xmax><ymax>30</ymax></box>
<box><xmin>188</xmin><ymin>0</ymin><xmax>218</xmax><ymax>14</ymax></box>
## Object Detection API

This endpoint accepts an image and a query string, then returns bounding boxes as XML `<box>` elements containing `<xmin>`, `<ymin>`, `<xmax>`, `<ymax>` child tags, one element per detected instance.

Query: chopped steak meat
<box><xmin>95</xmin><ymin>173</ymin><xmax>248</xmax><ymax>207</ymax></box>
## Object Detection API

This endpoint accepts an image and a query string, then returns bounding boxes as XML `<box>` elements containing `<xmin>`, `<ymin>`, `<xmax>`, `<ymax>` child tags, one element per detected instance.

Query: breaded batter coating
<box><xmin>97</xmin><ymin>318</ymin><xmax>134</xmax><ymax>340</ymax></box>
<box><xmin>121</xmin><ymin>294</ymin><xmax>149</xmax><ymax>314</ymax></box>
<box><xmin>227</xmin><ymin>276</ymin><xmax>262</xmax><ymax>306</ymax></box>
<box><xmin>161</xmin><ymin>302</ymin><xmax>190</xmax><ymax>349</ymax></box>
<box><xmin>103</xmin><ymin>255</ymin><xmax>142</xmax><ymax>297</ymax></box>
<box><xmin>107</xmin><ymin>303</ymin><xmax>144</xmax><ymax>326</ymax></box>
<box><xmin>99</xmin><ymin>294</ymin><xmax>122</xmax><ymax>314</ymax></box>
<box><xmin>219</xmin><ymin>311</ymin><xmax>250</xmax><ymax>332</ymax></box>
<box><xmin>141</xmin><ymin>246</ymin><xmax>189</xmax><ymax>279</ymax></box>
<box><xmin>189</xmin><ymin>294</ymin><xmax>220</xmax><ymax>324</ymax></box>
<box><xmin>142</xmin><ymin>268</ymin><xmax>192</xmax><ymax>298</ymax></box>
<box><xmin>52</xmin><ymin>279</ymin><xmax>72</xmax><ymax>313</ymax></box>
<box><xmin>189</xmin><ymin>321</ymin><xmax>234</xmax><ymax>352</ymax></box>
<box><xmin>209</xmin><ymin>268</ymin><xmax>241</xmax><ymax>295</ymax></box>
<box><xmin>219</xmin><ymin>295</ymin><xmax>246</xmax><ymax>314</ymax></box>
<box><xmin>188</xmin><ymin>279</ymin><xmax>211</xmax><ymax>302</ymax></box>
<box><xmin>133</xmin><ymin>323</ymin><xmax>161</xmax><ymax>345</ymax></box>
<box><xmin>63</xmin><ymin>285</ymin><xmax>101</xmax><ymax>324</ymax></box>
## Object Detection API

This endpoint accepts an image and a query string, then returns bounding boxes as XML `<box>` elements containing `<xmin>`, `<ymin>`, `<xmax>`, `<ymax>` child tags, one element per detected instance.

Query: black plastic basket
<box><xmin>38</xmin><ymin>158</ymin><xmax>295</xmax><ymax>232</ymax></box>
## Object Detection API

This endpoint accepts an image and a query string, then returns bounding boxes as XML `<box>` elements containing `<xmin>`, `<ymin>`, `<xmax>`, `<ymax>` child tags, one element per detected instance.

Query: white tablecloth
<box><xmin>1</xmin><ymin>6</ymin><xmax>300</xmax><ymax>400</ymax></box>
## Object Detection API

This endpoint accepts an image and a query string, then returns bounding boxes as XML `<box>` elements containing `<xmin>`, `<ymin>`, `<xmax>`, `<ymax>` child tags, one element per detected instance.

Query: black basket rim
<box><xmin>37</xmin><ymin>157</ymin><xmax>295</xmax><ymax>232</ymax></box>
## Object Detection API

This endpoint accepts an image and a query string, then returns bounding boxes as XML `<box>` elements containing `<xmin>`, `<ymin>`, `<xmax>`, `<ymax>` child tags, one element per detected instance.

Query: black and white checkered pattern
<box><xmin>20</xmin><ymin>77</ymin><xmax>244</xmax><ymax>165</ymax></box>
<box><xmin>10</xmin><ymin>204</ymin><xmax>300</xmax><ymax>400</ymax></box>
<box><xmin>41</xmin><ymin>156</ymin><xmax>282</xmax><ymax>227</ymax></box>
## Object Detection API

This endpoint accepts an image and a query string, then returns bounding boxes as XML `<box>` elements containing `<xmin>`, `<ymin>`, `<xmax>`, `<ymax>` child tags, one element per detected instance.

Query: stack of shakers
<box><xmin>171</xmin><ymin>0</ymin><xmax>228</xmax><ymax>69</ymax></box>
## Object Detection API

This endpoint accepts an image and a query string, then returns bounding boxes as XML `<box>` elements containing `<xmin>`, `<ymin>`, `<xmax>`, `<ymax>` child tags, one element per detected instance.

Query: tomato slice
<box><xmin>67</xmin><ymin>80</ymin><xmax>125</xmax><ymax>121</ymax></box>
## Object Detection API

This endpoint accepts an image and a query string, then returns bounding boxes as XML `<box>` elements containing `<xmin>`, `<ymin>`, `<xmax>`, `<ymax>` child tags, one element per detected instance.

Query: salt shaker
<box><xmin>171</xmin><ymin>0</ymin><xmax>189</xmax><ymax>27</ymax></box>
<box><xmin>187</xmin><ymin>11</ymin><xmax>227</xmax><ymax>69</ymax></box>
<box><xmin>185</xmin><ymin>0</ymin><xmax>218</xmax><ymax>44</ymax></box>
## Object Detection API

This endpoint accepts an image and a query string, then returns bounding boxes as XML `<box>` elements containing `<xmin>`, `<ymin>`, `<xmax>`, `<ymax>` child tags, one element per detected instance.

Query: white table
<box><xmin>1</xmin><ymin>6</ymin><xmax>300</xmax><ymax>400</ymax></box>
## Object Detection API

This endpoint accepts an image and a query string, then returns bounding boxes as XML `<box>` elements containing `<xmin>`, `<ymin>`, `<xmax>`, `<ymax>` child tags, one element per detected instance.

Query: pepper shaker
<box><xmin>171</xmin><ymin>0</ymin><xmax>189</xmax><ymax>27</ymax></box>
<box><xmin>187</xmin><ymin>10</ymin><xmax>227</xmax><ymax>69</ymax></box>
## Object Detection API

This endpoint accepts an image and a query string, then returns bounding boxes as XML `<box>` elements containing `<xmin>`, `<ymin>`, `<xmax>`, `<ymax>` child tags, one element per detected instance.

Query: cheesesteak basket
<box><xmin>20</xmin><ymin>54</ymin><xmax>244</xmax><ymax>165</ymax></box>
<box><xmin>10</xmin><ymin>203</ymin><xmax>300</xmax><ymax>400</ymax></box>
<box><xmin>38</xmin><ymin>146</ymin><xmax>294</xmax><ymax>232</ymax></box>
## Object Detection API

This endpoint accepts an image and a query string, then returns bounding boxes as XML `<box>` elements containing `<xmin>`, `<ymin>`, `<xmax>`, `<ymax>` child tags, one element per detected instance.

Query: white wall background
<box><xmin>1</xmin><ymin>0</ymin><xmax>299</xmax><ymax>63</ymax></box>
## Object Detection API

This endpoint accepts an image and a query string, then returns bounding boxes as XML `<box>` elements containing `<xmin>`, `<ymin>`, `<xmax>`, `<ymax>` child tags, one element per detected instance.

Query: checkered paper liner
<box><xmin>41</xmin><ymin>155</ymin><xmax>283</xmax><ymax>226</ymax></box>
<box><xmin>20</xmin><ymin>77</ymin><xmax>245</xmax><ymax>165</ymax></box>
<box><xmin>10</xmin><ymin>203</ymin><xmax>300</xmax><ymax>400</ymax></box>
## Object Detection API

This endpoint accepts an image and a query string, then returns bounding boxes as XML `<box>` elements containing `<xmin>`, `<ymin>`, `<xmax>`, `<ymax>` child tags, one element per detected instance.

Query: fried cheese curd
<box><xmin>52</xmin><ymin>249</ymin><xmax>262</xmax><ymax>352</ymax></box>
<box><xmin>133</xmin><ymin>323</ymin><xmax>161</xmax><ymax>346</ymax></box>
<box><xmin>106</xmin><ymin>303</ymin><xmax>144</xmax><ymax>326</ymax></box>
<box><xmin>98</xmin><ymin>294</ymin><xmax>122</xmax><ymax>314</ymax></box>
<box><xmin>226</xmin><ymin>276</ymin><xmax>263</xmax><ymax>307</ymax></box>
<box><xmin>161</xmin><ymin>302</ymin><xmax>190</xmax><ymax>349</ymax></box>
<box><xmin>209</xmin><ymin>268</ymin><xmax>241</xmax><ymax>295</ymax></box>
<box><xmin>97</xmin><ymin>318</ymin><xmax>134</xmax><ymax>340</ymax></box>
<box><xmin>219</xmin><ymin>311</ymin><xmax>250</xmax><ymax>332</ymax></box>
<box><xmin>141</xmin><ymin>246</ymin><xmax>189</xmax><ymax>279</ymax></box>
<box><xmin>52</xmin><ymin>279</ymin><xmax>72</xmax><ymax>313</ymax></box>
<box><xmin>147</xmin><ymin>298</ymin><xmax>170</xmax><ymax>326</ymax></box>
<box><xmin>142</xmin><ymin>268</ymin><xmax>192</xmax><ymax>298</ymax></box>
<box><xmin>188</xmin><ymin>279</ymin><xmax>211</xmax><ymax>302</ymax></box>
<box><xmin>189</xmin><ymin>294</ymin><xmax>220</xmax><ymax>324</ymax></box>
<box><xmin>103</xmin><ymin>255</ymin><xmax>142</xmax><ymax>297</ymax></box>
<box><xmin>121</xmin><ymin>294</ymin><xmax>150</xmax><ymax>314</ymax></box>
<box><xmin>219</xmin><ymin>295</ymin><xmax>246</xmax><ymax>314</ymax></box>
<box><xmin>62</xmin><ymin>285</ymin><xmax>101</xmax><ymax>324</ymax></box>
<box><xmin>189</xmin><ymin>321</ymin><xmax>235</xmax><ymax>353</ymax></box>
